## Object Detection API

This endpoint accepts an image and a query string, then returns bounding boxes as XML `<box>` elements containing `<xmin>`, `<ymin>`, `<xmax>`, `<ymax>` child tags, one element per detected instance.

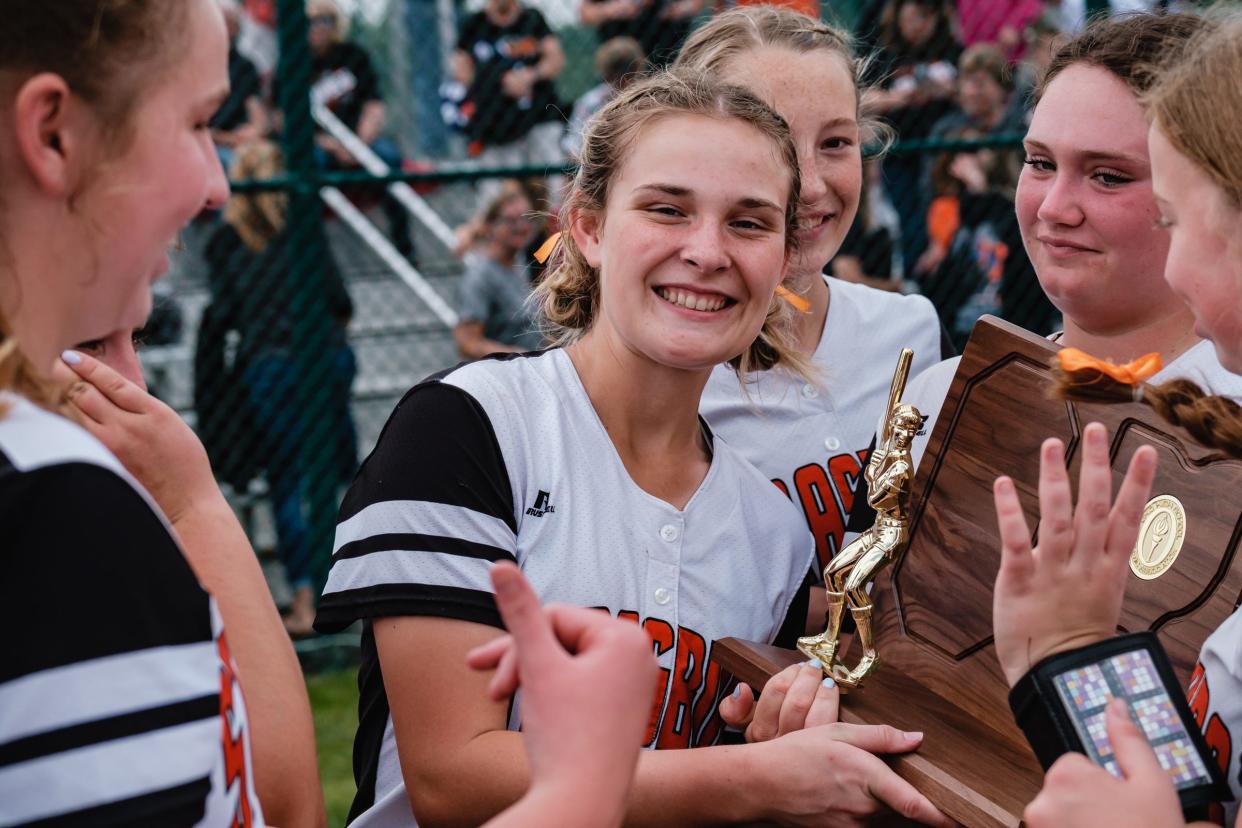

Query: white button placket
<box><xmin>646</xmin><ymin>517</ymin><xmax>683</xmax><ymax>623</ymax></box>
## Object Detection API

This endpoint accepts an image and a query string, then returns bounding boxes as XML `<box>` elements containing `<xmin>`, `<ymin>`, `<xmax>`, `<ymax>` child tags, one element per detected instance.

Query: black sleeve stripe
<box><xmin>338</xmin><ymin>381</ymin><xmax>516</xmax><ymax>532</ymax></box>
<box><xmin>939</xmin><ymin>321</ymin><xmax>957</xmax><ymax>360</ymax></box>
<box><xmin>333</xmin><ymin>532</ymin><xmax>517</xmax><ymax>564</ymax></box>
<box><xmin>19</xmin><ymin>777</ymin><xmax>212</xmax><ymax>828</ymax></box>
<box><xmin>315</xmin><ymin>583</ymin><xmax>503</xmax><ymax>633</ymax></box>
<box><xmin>0</xmin><ymin>462</ymin><xmax>211</xmax><ymax>685</ymax></box>
<box><xmin>0</xmin><ymin>694</ymin><xmax>217</xmax><ymax>769</ymax></box>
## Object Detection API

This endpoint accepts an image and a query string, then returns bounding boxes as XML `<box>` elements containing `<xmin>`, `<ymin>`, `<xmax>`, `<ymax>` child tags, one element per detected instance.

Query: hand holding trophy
<box><xmin>798</xmin><ymin>349</ymin><xmax>921</xmax><ymax>689</ymax></box>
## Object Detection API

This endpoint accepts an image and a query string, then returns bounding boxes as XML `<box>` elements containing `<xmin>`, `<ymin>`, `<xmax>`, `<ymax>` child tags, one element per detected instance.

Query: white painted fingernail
<box><xmin>822</xmin><ymin>677</ymin><xmax>835</xmax><ymax>689</ymax></box>
<box><xmin>61</xmin><ymin>350</ymin><xmax>82</xmax><ymax>366</ymax></box>
<box><xmin>731</xmin><ymin>685</ymin><xmax>741</xmax><ymax>699</ymax></box>
<box><xmin>807</xmin><ymin>658</ymin><xmax>823</xmax><ymax>670</ymax></box>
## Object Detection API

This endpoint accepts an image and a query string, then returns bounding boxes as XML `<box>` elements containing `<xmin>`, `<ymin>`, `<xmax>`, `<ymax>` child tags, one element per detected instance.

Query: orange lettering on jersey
<box><xmin>656</xmin><ymin>628</ymin><xmax>707</xmax><ymax>749</ymax></box>
<box><xmin>1189</xmin><ymin>661</ymin><xmax>1210</xmax><ymax>727</ymax></box>
<box><xmin>642</xmin><ymin>618</ymin><xmax>675</xmax><ymax>747</ymax></box>
<box><xmin>772</xmin><ymin>479</ymin><xmax>790</xmax><ymax>498</ymax></box>
<box><xmin>692</xmin><ymin>655</ymin><xmax>728</xmax><ymax>747</ymax></box>
<box><xmin>789</xmin><ymin>452</ymin><xmax>869</xmax><ymax>571</ymax></box>
<box><xmin>217</xmin><ymin>632</ymin><xmax>254</xmax><ymax>828</ymax></box>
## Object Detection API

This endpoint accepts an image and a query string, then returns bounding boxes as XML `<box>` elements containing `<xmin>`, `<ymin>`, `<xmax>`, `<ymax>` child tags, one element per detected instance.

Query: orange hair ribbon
<box><xmin>1057</xmin><ymin>347</ymin><xmax>1163</xmax><ymax>385</ymax></box>
<box><xmin>775</xmin><ymin>285</ymin><xmax>811</xmax><ymax>313</ymax></box>
<box><xmin>533</xmin><ymin>232</ymin><xmax>561</xmax><ymax>265</ymax></box>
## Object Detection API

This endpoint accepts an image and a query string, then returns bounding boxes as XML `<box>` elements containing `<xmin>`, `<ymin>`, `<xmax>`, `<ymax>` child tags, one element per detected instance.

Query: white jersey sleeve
<box><xmin>0</xmin><ymin>395</ymin><xmax>264</xmax><ymax>828</ymax></box>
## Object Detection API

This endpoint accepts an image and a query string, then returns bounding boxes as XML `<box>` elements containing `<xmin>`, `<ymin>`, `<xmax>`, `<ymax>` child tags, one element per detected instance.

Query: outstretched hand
<box><xmin>1024</xmin><ymin>698</ymin><xmax>1184</xmax><ymax>828</ymax></box>
<box><xmin>992</xmin><ymin>422</ymin><xmax>1157</xmax><ymax>687</ymax></box>
<box><xmin>468</xmin><ymin>562</ymin><xmax>657</xmax><ymax>828</ymax></box>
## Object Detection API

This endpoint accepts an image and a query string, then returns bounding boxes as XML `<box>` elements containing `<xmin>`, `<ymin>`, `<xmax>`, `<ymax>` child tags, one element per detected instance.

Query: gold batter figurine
<box><xmin>798</xmin><ymin>349</ymin><xmax>920</xmax><ymax>689</ymax></box>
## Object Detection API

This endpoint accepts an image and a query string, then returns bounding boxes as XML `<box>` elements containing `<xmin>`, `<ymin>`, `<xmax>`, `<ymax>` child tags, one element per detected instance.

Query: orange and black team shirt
<box><xmin>316</xmin><ymin>349</ymin><xmax>814</xmax><ymax>827</ymax></box>
<box><xmin>0</xmin><ymin>393</ymin><xmax>263</xmax><ymax>827</ymax></box>
<box><xmin>700</xmin><ymin>276</ymin><xmax>951</xmax><ymax>576</ymax></box>
<box><xmin>1188</xmin><ymin>607</ymin><xmax>1242</xmax><ymax>825</ymax></box>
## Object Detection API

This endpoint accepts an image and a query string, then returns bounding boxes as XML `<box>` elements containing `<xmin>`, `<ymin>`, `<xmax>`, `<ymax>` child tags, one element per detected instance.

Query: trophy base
<box><xmin>714</xmin><ymin>638</ymin><xmax>1041</xmax><ymax>828</ymax></box>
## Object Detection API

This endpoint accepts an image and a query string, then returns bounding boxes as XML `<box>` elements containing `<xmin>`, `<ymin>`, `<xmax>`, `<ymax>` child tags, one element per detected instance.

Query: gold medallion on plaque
<box><xmin>1129</xmin><ymin>495</ymin><xmax>1187</xmax><ymax>580</ymax></box>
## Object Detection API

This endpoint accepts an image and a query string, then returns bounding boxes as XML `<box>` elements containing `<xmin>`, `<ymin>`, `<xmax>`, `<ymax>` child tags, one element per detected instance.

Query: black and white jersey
<box><xmin>316</xmin><ymin>348</ymin><xmax>815</xmax><ymax>828</ymax></box>
<box><xmin>0</xmin><ymin>393</ymin><xmax>263</xmax><ymax>828</ymax></box>
<box><xmin>700</xmin><ymin>276</ymin><xmax>949</xmax><ymax>575</ymax></box>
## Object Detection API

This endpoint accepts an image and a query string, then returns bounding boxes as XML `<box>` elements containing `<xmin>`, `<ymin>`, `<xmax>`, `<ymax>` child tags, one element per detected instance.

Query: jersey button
<box><xmin>654</xmin><ymin>587</ymin><xmax>671</xmax><ymax>605</ymax></box>
<box><xmin>801</xmin><ymin>384</ymin><xmax>819</xmax><ymax>399</ymax></box>
<box><xmin>824</xmin><ymin>436</ymin><xmax>841</xmax><ymax>451</ymax></box>
<box><xmin>660</xmin><ymin>524</ymin><xmax>679</xmax><ymax>542</ymax></box>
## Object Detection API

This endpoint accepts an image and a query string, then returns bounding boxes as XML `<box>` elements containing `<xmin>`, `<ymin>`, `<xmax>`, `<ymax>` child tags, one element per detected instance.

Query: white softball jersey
<box><xmin>0</xmin><ymin>393</ymin><xmax>264</xmax><ymax>828</ymax></box>
<box><xmin>315</xmin><ymin>348</ymin><xmax>816</xmax><ymax>827</ymax></box>
<box><xmin>700</xmin><ymin>276</ymin><xmax>949</xmax><ymax>573</ymax></box>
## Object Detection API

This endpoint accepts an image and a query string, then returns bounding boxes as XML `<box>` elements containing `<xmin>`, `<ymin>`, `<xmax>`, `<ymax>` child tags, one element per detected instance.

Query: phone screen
<box><xmin>1053</xmin><ymin>648</ymin><xmax>1213</xmax><ymax>790</ymax></box>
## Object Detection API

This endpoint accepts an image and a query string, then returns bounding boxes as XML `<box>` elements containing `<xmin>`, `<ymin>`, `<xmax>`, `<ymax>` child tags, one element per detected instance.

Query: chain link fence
<box><xmin>152</xmin><ymin>0</ymin><xmax>1174</xmax><ymax>611</ymax></box>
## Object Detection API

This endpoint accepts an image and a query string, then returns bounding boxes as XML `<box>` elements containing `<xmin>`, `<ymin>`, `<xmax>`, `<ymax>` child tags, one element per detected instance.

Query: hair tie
<box><xmin>533</xmin><ymin>232</ymin><xmax>561</xmax><ymax>265</ymax></box>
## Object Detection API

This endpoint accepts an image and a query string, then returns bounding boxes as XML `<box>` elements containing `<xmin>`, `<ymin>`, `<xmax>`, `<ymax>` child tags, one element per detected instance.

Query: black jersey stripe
<box><xmin>19</xmin><ymin>775</ymin><xmax>211</xmax><ymax>828</ymax></box>
<box><xmin>315</xmin><ymin>583</ymin><xmax>503</xmax><ymax>633</ymax></box>
<box><xmin>0</xmin><ymin>693</ymin><xmax>218</xmax><ymax>769</ymax></box>
<box><xmin>333</xmin><ymin>532</ymin><xmax>517</xmax><ymax>564</ymax></box>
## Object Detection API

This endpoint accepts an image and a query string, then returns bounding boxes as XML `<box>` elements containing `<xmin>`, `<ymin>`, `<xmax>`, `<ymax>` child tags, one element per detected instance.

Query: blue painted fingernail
<box><xmin>822</xmin><ymin>677</ymin><xmax>836</xmax><ymax>689</ymax></box>
<box><xmin>807</xmin><ymin>658</ymin><xmax>823</xmax><ymax>670</ymax></box>
<box><xmin>61</xmin><ymin>350</ymin><xmax>82</xmax><ymax>366</ymax></box>
<box><xmin>731</xmin><ymin>685</ymin><xmax>741</xmax><ymax>699</ymax></box>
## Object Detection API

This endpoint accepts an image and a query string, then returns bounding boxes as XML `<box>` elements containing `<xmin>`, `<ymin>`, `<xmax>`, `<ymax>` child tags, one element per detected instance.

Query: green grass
<box><xmin>308</xmin><ymin>670</ymin><xmax>360</xmax><ymax>828</ymax></box>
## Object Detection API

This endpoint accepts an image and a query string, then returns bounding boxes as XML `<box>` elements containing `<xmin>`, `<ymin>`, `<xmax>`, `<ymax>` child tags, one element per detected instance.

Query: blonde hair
<box><xmin>1145</xmin><ymin>13</ymin><xmax>1242</xmax><ymax>209</ymax></box>
<box><xmin>224</xmin><ymin>140</ymin><xmax>288</xmax><ymax>252</ymax></box>
<box><xmin>533</xmin><ymin>68</ymin><xmax>810</xmax><ymax>378</ymax></box>
<box><xmin>306</xmin><ymin>0</ymin><xmax>349</xmax><ymax>40</ymax></box>
<box><xmin>675</xmin><ymin>6</ymin><xmax>893</xmax><ymax>154</ymax></box>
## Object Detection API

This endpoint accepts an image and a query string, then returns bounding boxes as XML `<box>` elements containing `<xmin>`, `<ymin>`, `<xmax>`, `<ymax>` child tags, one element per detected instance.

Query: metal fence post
<box><xmin>275</xmin><ymin>0</ymin><xmax>341</xmax><ymax>599</ymax></box>
<box><xmin>405</xmin><ymin>0</ymin><xmax>452</xmax><ymax>158</ymax></box>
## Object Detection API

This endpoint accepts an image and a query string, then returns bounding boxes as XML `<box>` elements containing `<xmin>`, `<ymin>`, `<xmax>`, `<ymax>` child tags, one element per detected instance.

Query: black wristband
<box><xmin>1009</xmin><ymin>631</ymin><xmax>1231</xmax><ymax>816</ymax></box>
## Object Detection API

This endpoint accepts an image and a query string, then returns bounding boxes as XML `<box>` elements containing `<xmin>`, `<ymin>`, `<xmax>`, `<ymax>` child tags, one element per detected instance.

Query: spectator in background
<box><xmin>917</xmin><ymin>129</ymin><xmax>1054</xmax><ymax>345</ymax></box>
<box><xmin>454</xmin><ymin>185</ymin><xmax>543</xmax><ymax>358</ymax></box>
<box><xmin>868</xmin><ymin>0</ymin><xmax>962</xmax><ymax>282</ymax></box>
<box><xmin>563</xmin><ymin>36</ymin><xmax>648</xmax><ymax>159</ymax></box>
<box><xmin>279</xmin><ymin>0</ymin><xmax>416</xmax><ymax>262</ymax></box>
<box><xmin>579</xmin><ymin>0</ymin><xmax>702</xmax><ymax>66</ymax></box>
<box><xmin>929</xmin><ymin>44</ymin><xmax>1026</xmax><ymax>142</ymax></box>
<box><xmin>1012</xmin><ymin>12</ymin><xmax>1066</xmax><ymax>114</ymax></box>
<box><xmin>212</xmin><ymin>0</ymin><xmax>269</xmax><ymax>171</ymax></box>
<box><xmin>454</xmin><ymin>0</ymin><xmax>565</xmax><ymax>202</ymax></box>
<box><xmin>956</xmin><ymin>0</ymin><xmax>1045</xmax><ymax>60</ymax></box>
<box><xmin>202</xmin><ymin>140</ymin><xmax>357</xmax><ymax>637</ymax></box>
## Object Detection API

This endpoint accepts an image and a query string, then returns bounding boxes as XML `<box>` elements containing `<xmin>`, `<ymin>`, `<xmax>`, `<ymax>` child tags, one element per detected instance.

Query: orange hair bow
<box><xmin>1057</xmin><ymin>348</ymin><xmax>1163</xmax><ymax>385</ymax></box>
<box><xmin>775</xmin><ymin>285</ymin><xmax>811</xmax><ymax>313</ymax></box>
<box><xmin>533</xmin><ymin>232</ymin><xmax>561</xmax><ymax>265</ymax></box>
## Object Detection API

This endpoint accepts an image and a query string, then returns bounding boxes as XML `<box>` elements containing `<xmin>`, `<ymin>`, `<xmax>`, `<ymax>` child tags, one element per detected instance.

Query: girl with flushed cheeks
<box><xmin>1016</xmin><ymin>64</ymin><xmax>1199</xmax><ymax>363</ymax></box>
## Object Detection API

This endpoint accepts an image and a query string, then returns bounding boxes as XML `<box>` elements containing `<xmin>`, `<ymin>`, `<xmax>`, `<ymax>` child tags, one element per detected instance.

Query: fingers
<box><xmin>863</xmin><ymin>759</ymin><xmax>955</xmax><ymax>828</ymax></box>
<box><xmin>465</xmin><ymin>634</ymin><xmax>512</xmax><ymax>670</ymax></box>
<box><xmin>745</xmin><ymin>663</ymin><xmax>798</xmax><ymax>743</ymax></box>
<box><xmin>488</xmin><ymin>645</ymin><xmax>520</xmax><ymax>700</ymax></box>
<box><xmin>994</xmin><ymin>476</ymin><xmax>1035</xmax><ymax>585</ymax></box>
<box><xmin>1071</xmin><ymin>424</ymin><xmax>1113</xmax><ymax>562</ymax></box>
<box><xmin>777</xmin><ymin>661</ymin><xmax>830</xmax><ymax>737</ymax></box>
<box><xmin>824</xmin><ymin>722</ymin><xmax>924</xmax><ymax>755</ymax></box>
<box><xmin>1105</xmin><ymin>446</ymin><xmax>1157</xmax><ymax>560</ymax></box>
<box><xmin>61</xmin><ymin>351</ymin><xmax>148</xmax><ymax>415</ymax></box>
<box><xmin>803</xmin><ymin>674</ymin><xmax>841</xmax><ymax>730</ymax></box>
<box><xmin>718</xmin><ymin>683</ymin><xmax>756</xmax><ymax>730</ymax></box>
<box><xmin>1105</xmin><ymin>697</ymin><xmax>1161</xmax><ymax>781</ymax></box>
<box><xmin>490</xmin><ymin>562</ymin><xmax>560</xmax><ymax>676</ymax></box>
<box><xmin>1036</xmin><ymin>438</ymin><xmax>1074</xmax><ymax>564</ymax></box>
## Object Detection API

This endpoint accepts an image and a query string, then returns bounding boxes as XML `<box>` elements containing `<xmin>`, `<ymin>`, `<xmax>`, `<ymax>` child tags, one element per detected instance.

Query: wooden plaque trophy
<box><xmin>713</xmin><ymin>317</ymin><xmax>1242</xmax><ymax>826</ymax></box>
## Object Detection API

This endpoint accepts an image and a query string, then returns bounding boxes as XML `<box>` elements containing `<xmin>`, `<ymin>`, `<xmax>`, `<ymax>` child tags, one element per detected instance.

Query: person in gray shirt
<box><xmin>455</xmin><ymin>185</ymin><xmax>544</xmax><ymax>357</ymax></box>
